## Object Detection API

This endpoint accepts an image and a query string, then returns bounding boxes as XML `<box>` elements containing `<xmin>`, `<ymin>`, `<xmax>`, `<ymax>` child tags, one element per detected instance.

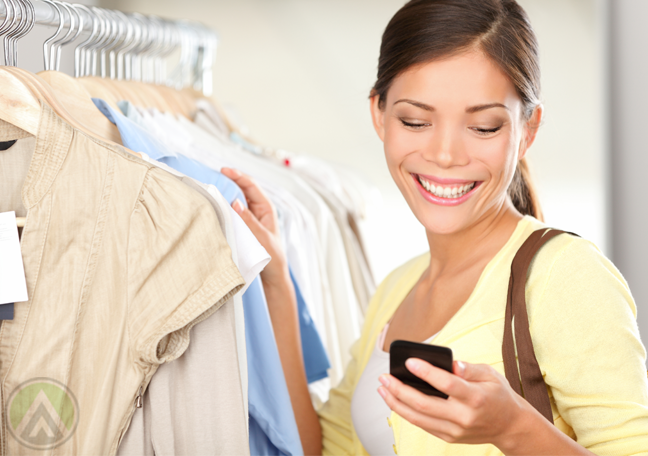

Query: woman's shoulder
<box><xmin>524</xmin><ymin>216</ymin><xmax>636</xmax><ymax>320</ymax></box>
<box><xmin>516</xmin><ymin>216</ymin><xmax>621</xmax><ymax>279</ymax></box>
<box><xmin>526</xmin><ymin>217</ymin><xmax>627</xmax><ymax>285</ymax></box>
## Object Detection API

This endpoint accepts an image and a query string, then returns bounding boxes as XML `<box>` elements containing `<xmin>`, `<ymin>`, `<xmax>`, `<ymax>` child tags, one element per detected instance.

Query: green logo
<box><xmin>6</xmin><ymin>378</ymin><xmax>79</xmax><ymax>450</ymax></box>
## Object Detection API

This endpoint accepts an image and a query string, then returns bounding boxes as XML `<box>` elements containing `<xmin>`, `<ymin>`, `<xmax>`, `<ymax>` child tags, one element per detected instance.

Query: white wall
<box><xmin>610</xmin><ymin>0</ymin><xmax>648</xmax><ymax>358</ymax></box>
<box><xmin>519</xmin><ymin>0</ymin><xmax>609</xmax><ymax>253</ymax></box>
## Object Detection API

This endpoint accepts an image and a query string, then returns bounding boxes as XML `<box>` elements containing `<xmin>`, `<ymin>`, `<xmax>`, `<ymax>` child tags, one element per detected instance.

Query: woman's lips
<box><xmin>412</xmin><ymin>173</ymin><xmax>482</xmax><ymax>206</ymax></box>
<box><xmin>416</xmin><ymin>173</ymin><xmax>476</xmax><ymax>186</ymax></box>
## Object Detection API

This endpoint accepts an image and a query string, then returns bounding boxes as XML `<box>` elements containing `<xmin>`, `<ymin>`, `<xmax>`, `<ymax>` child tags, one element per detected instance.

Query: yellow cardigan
<box><xmin>318</xmin><ymin>216</ymin><xmax>648</xmax><ymax>455</ymax></box>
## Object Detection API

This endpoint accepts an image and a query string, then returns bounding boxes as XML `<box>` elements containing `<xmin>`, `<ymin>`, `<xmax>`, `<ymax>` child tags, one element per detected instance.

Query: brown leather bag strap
<box><xmin>502</xmin><ymin>228</ymin><xmax>578</xmax><ymax>423</ymax></box>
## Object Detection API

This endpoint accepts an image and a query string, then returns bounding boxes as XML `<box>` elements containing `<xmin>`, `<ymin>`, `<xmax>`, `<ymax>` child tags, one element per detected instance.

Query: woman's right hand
<box><xmin>221</xmin><ymin>167</ymin><xmax>290</xmax><ymax>287</ymax></box>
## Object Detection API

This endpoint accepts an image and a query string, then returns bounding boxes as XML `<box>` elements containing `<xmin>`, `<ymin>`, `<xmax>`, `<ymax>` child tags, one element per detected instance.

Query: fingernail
<box><xmin>379</xmin><ymin>375</ymin><xmax>390</xmax><ymax>387</ymax></box>
<box><xmin>456</xmin><ymin>360</ymin><xmax>466</xmax><ymax>376</ymax></box>
<box><xmin>232</xmin><ymin>199</ymin><xmax>244</xmax><ymax>214</ymax></box>
<box><xmin>406</xmin><ymin>358</ymin><xmax>421</xmax><ymax>372</ymax></box>
<box><xmin>377</xmin><ymin>387</ymin><xmax>387</xmax><ymax>399</ymax></box>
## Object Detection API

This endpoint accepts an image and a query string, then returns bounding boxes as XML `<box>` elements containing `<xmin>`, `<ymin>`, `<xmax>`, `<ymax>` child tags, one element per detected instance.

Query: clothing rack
<box><xmin>0</xmin><ymin>0</ymin><xmax>217</xmax><ymax>94</ymax></box>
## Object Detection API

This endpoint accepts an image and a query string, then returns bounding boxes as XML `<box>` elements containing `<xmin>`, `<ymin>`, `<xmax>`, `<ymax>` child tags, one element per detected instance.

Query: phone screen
<box><xmin>389</xmin><ymin>340</ymin><xmax>454</xmax><ymax>398</ymax></box>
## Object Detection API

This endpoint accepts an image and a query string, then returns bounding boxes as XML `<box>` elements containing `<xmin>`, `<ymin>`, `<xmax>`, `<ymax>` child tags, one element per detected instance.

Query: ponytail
<box><xmin>508</xmin><ymin>158</ymin><xmax>543</xmax><ymax>222</ymax></box>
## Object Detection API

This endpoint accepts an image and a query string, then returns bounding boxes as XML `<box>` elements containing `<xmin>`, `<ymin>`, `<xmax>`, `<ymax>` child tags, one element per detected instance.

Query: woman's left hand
<box><xmin>378</xmin><ymin>358</ymin><xmax>533</xmax><ymax>447</ymax></box>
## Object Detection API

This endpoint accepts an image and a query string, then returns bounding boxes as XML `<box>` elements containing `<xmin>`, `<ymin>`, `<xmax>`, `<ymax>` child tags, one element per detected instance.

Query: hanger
<box><xmin>0</xmin><ymin>0</ymin><xmax>40</xmax><ymax>135</ymax></box>
<box><xmin>109</xmin><ymin>13</ymin><xmax>178</xmax><ymax>113</ymax></box>
<box><xmin>5</xmin><ymin>0</ymin><xmax>34</xmax><ymax>67</ymax></box>
<box><xmin>0</xmin><ymin>0</ymin><xmax>40</xmax><ymax>228</ymax></box>
<box><xmin>76</xmin><ymin>6</ymin><xmax>124</xmax><ymax>106</ymax></box>
<box><xmin>35</xmin><ymin>1</ymin><xmax>121</xmax><ymax>144</ymax></box>
<box><xmin>0</xmin><ymin>3</ymin><xmax>132</xmax><ymax>151</ymax></box>
<box><xmin>5</xmin><ymin>0</ymin><xmax>218</xmax><ymax>118</ymax></box>
<box><xmin>0</xmin><ymin>1</ymin><xmax>114</xmax><ymax>144</ymax></box>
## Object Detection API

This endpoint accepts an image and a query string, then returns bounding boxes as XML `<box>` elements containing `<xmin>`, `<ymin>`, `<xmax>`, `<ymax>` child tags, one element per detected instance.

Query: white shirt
<box><xmin>351</xmin><ymin>324</ymin><xmax>437</xmax><ymax>456</ymax></box>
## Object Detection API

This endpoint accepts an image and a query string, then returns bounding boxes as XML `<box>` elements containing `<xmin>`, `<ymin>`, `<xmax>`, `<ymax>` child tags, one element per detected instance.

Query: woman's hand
<box><xmin>378</xmin><ymin>360</ymin><xmax>528</xmax><ymax>447</ymax></box>
<box><xmin>377</xmin><ymin>359</ymin><xmax>593</xmax><ymax>455</ymax></box>
<box><xmin>221</xmin><ymin>167</ymin><xmax>290</xmax><ymax>287</ymax></box>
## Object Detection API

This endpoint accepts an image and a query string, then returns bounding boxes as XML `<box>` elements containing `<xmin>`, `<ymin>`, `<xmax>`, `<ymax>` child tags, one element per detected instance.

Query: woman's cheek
<box><xmin>472</xmin><ymin>137</ymin><xmax>517</xmax><ymax>182</ymax></box>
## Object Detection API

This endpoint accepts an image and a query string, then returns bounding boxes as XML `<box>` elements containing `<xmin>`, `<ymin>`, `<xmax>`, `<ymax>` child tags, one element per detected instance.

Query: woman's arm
<box><xmin>261</xmin><ymin>271</ymin><xmax>323</xmax><ymax>455</ymax></box>
<box><xmin>222</xmin><ymin>167</ymin><xmax>322</xmax><ymax>455</ymax></box>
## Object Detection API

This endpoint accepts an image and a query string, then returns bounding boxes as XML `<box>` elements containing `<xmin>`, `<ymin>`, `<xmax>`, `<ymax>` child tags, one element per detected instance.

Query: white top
<box><xmin>351</xmin><ymin>324</ymin><xmax>437</xmax><ymax>456</ymax></box>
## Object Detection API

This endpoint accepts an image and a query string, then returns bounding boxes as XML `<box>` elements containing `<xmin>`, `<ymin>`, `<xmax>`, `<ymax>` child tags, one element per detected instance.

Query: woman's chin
<box><xmin>418</xmin><ymin>217</ymin><xmax>472</xmax><ymax>237</ymax></box>
<box><xmin>407</xmin><ymin>202</ymin><xmax>475</xmax><ymax>236</ymax></box>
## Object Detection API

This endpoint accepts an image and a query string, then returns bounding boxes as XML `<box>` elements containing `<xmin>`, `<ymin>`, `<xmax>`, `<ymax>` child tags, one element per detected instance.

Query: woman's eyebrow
<box><xmin>466</xmin><ymin>103</ymin><xmax>509</xmax><ymax>113</ymax></box>
<box><xmin>393</xmin><ymin>99</ymin><xmax>434</xmax><ymax>111</ymax></box>
<box><xmin>393</xmin><ymin>99</ymin><xmax>510</xmax><ymax>114</ymax></box>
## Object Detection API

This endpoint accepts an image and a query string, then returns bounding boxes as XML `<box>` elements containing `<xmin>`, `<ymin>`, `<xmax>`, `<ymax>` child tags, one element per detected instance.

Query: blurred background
<box><xmin>6</xmin><ymin>0</ymin><xmax>647</xmax><ymax>355</ymax></box>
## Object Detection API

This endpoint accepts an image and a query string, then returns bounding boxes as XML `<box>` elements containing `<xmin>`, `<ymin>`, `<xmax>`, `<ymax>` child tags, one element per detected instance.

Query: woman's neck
<box><xmin>424</xmin><ymin>202</ymin><xmax>523</xmax><ymax>278</ymax></box>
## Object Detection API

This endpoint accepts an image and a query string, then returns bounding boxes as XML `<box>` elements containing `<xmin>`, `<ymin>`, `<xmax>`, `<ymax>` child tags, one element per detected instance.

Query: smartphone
<box><xmin>389</xmin><ymin>340</ymin><xmax>454</xmax><ymax>399</ymax></box>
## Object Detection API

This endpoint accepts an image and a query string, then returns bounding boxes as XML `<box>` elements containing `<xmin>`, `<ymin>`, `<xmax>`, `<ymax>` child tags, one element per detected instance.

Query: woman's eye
<box><xmin>471</xmin><ymin>125</ymin><xmax>503</xmax><ymax>136</ymax></box>
<box><xmin>400</xmin><ymin>119</ymin><xmax>430</xmax><ymax>129</ymax></box>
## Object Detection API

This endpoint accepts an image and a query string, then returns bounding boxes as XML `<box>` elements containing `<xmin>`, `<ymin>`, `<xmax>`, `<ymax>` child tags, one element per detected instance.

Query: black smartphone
<box><xmin>389</xmin><ymin>340</ymin><xmax>454</xmax><ymax>399</ymax></box>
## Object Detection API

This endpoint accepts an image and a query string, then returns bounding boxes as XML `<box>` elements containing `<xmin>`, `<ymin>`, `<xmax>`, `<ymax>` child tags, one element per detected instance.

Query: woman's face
<box><xmin>371</xmin><ymin>50</ymin><xmax>540</xmax><ymax>235</ymax></box>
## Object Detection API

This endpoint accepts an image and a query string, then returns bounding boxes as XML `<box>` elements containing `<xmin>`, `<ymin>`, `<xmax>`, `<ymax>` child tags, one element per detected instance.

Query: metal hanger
<box><xmin>50</xmin><ymin>1</ymin><xmax>81</xmax><ymax>70</ymax></box>
<box><xmin>1</xmin><ymin>0</ymin><xmax>219</xmax><ymax>121</ymax></box>
<box><xmin>0</xmin><ymin>0</ymin><xmax>40</xmax><ymax>133</ymax></box>
<box><xmin>73</xmin><ymin>4</ymin><xmax>98</xmax><ymax>78</ymax></box>
<box><xmin>33</xmin><ymin>2</ymin><xmax>120</xmax><ymax>144</ymax></box>
<box><xmin>99</xmin><ymin>8</ymin><xmax>121</xmax><ymax>78</ymax></box>
<box><xmin>40</xmin><ymin>0</ymin><xmax>62</xmax><ymax>70</ymax></box>
<box><xmin>4</xmin><ymin>0</ymin><xmax>34</xmax><ymax>66</ymax></box>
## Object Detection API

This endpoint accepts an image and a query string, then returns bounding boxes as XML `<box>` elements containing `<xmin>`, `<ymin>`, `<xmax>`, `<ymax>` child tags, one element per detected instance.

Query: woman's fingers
<box><xmin>222</xmin><ymin>167</ymin><xmax>270</xmax><ymax>208</ymax></box>
<box><xmin>404</xmin><ymin>358</ymin><xmax>474</xmax><ymax>400</ymax></box>
<box><xmin>377</xmin><ymin>386</ymin><xmax>461</xmax><ymax>443</ymax></box>
<box><xmin>453</xmin><ymin>361</ymin><xmax>499</xmax><ymax>383</ymax></box>
<box><xmin>232</xmin><ymin>199</ymin><xmax>271</xmax><ymax>245</ymax></box>
<box><xmin>222</xmin><ymin>167</ymin><xmax>278</xmax><ymax>234</ymax></box>
<box><xmin>379</xmin><ymin>373</ymin><xmax>464</xmax><ymax>423</ymax></box>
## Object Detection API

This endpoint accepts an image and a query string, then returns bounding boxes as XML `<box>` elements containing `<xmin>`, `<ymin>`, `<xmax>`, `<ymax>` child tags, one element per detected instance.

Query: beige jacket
<box><xmin>0</xmin><ymin>105</ymin><xmax>244</xmax><ymax>455</ymax></box>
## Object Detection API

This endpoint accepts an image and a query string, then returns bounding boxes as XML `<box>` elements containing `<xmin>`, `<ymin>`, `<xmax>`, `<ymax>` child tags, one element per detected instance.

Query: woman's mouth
<box><xmin>412</xmin><ymin>174</ymin><xmax>481</xmax><ymax>206</ymax></box>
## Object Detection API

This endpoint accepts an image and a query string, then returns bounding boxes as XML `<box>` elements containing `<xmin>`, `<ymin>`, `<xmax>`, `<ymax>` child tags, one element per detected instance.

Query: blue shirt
<box><xmin>94</xmin><ymin>99</ymin><xmax>328</xmax><ymax>455</ymax></box>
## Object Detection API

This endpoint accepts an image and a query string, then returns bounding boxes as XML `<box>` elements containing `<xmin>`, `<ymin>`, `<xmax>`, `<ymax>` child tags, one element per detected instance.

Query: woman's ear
<box><xmin>370</xmin><ymin>94</ymin><xmax>386</xmax><ymax>142</ymax></box>
<box><xmin>519</xmin><ymin>104</ymin><xmax>543</xmax><ymax>160</ymax></box>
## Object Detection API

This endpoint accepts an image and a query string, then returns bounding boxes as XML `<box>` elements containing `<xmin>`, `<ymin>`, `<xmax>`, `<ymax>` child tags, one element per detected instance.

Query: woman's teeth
<box><xmin>417</xmin><ymin>176</ymin><xmax>476</xmax><ymax>199</ymax></box>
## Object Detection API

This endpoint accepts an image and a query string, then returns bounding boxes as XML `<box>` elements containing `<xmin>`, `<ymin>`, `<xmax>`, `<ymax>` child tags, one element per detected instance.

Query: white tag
<box><xmin>0</xmin><ymin>212</ymin><xmax>28</xmax><ymax>305</ymax></box>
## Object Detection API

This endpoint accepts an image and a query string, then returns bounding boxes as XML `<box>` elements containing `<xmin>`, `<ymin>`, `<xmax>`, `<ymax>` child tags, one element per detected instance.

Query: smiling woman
<box><xmin>226</xmin><ymin>0</ymin><xmax>648</xmax><ymax>455</ymax></box>
<box><xmin>371</xmin><ymin>50</ymin><xmax>536</xmax><ymax>236</ymax></box>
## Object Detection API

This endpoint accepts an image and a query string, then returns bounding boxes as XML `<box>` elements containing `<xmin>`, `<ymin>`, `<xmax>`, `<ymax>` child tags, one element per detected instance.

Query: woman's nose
<box><xmin>421</xmin><ymin>125</ymin><xmax>470</xmax><ymax>169</ymax></box>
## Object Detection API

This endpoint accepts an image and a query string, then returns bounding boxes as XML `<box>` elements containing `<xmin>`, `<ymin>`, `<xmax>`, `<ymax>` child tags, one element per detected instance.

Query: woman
<box><xmin>222</xmin><ymin>0</ymin><xmax>648</xmax><ymax>454</ymax></box>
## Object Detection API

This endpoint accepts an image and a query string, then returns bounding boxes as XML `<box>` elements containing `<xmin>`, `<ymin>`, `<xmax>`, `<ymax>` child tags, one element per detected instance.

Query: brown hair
<box><xmin>372</xmin><ymin>0</ymin><xmax>543</xmax><ymax>221</ymax></box>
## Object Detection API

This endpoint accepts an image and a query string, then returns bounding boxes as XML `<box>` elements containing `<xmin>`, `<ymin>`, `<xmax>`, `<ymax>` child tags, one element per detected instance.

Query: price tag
<box><xmin>0</xmin><ymin>212</ymin><xmax>28</xmax><ymax>319</ymax></box>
